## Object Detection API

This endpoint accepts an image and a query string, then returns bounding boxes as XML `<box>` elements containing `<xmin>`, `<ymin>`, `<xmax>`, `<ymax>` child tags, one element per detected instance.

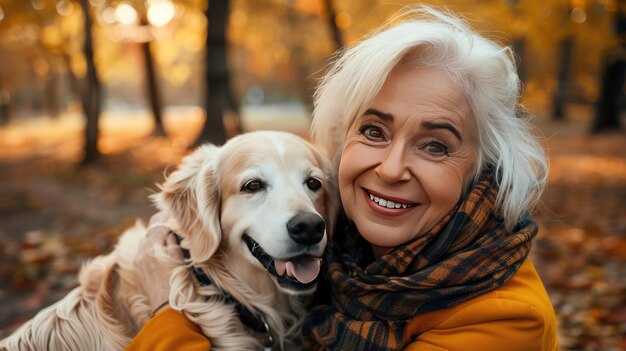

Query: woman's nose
<box><xmin>374</xmin><ymin>142</ymin><xmax>411</xmax><ymax>183</ymax></box>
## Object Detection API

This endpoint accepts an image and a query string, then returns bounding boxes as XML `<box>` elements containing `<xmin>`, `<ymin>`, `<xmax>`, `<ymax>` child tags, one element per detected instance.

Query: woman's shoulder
<box><xmin>404</xmin><ymin>259</ymin><xmax>558</xmax><ymax>350</ymax></box>
<box><xmin>487</xmin><ymin>257</ymin><xmax>556</xmax><ymax>313</ymax></box>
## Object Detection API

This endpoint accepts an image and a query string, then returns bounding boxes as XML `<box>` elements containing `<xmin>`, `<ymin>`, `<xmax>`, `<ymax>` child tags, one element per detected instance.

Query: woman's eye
<box><xmin>360</xmin><ymin>125</ymin><xmax>385</xmax><ymax>141</ymax></box>
<box><xmin>242</xmin><ymin>179</ymin><xmax>265</xmax><ymax>193</ymax></box>
<box><xmin>305</xmin><ymin>177</ymin><xmax>322</xmax><ymax>191</ymax></box>
<box><xmin>425</xmin><ymin>142</ymin><xmax>449</xmax><ymax>156</ymax></box>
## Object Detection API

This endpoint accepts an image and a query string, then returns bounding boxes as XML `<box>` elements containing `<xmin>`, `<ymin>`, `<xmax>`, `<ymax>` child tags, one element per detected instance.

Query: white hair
<box><xmin>310</xmin><ymin>6</ymin><xmax>548</xmax><ymax>230</ymax></box>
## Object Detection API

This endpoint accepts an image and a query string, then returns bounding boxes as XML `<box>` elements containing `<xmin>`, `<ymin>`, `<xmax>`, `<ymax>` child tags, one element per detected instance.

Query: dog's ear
<box><xmin>154</xmin><ymin>144</ymin><xmax>222</xmax><ymax>262</ymax></box>
<box><xmin>316</xmin><ymin>150</ymin><xmax>340</xmax><ymax>239</ymax></box>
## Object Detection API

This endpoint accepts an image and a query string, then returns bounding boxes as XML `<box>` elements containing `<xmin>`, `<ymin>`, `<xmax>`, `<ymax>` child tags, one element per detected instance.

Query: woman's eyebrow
<box><xmin>421</xmin><ymin>120</ymin><xmax>463</xmax><ymax>141</ymax></box>
<box><xmin>365</xmin><ymin>108</ymin><xmax>463</xmax><ymax>142</ymax></box>
<box><xmin>364</xmin><ymin>108</ymin><xmax>393</xmax><ymax>121</ymax></box>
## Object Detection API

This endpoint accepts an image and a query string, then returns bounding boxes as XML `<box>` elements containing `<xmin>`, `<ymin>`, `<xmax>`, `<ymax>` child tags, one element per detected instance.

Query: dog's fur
<box><xmin>0</xmin><ymin>131</ymin><xmax>338</xmax><ymax>351</ymax></box>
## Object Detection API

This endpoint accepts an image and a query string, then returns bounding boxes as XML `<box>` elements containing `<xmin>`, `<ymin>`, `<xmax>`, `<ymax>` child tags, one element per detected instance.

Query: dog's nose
<box><xmin>287</xmin><ymin>213</ymin><xmax>325</xmax><ymax>245</ymax></box>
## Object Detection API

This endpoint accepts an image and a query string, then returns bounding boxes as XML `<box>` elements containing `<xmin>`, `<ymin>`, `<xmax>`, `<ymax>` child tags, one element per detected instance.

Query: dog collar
<box><xmin>172</xmin><ymin>233</ymin><xmax>274</xmax><ymax>349</ymax></box>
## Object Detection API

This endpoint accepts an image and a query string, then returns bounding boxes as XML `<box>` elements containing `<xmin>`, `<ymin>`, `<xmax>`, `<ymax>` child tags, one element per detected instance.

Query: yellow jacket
<box><xmin>126</xmin><ymin>259</ymin><xmax>557</xmax><ymax>350</ymax></box>
<box><xmin>125</xmin><ymin>308</ymin><xmax>211</xmax><ymax>351</ymax></box>
<box><xmin>403</xmin><ymin>259</ymin><xmax>558</xmax><ymax>350</ymax></box>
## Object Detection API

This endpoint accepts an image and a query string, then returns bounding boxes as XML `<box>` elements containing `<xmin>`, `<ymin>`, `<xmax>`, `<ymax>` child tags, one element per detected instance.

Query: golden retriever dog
<box><xmin>0</xmin><ymin>131</ymin><xmax>338</xmax><ymax>351</ymax></box>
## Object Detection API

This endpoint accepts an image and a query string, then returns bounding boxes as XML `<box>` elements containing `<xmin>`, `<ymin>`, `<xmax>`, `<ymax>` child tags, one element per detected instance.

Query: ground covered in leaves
<box><xmin>0</xmin><ymin>110</ymin><xmax>624</xmax><ymax>350</ymax></box>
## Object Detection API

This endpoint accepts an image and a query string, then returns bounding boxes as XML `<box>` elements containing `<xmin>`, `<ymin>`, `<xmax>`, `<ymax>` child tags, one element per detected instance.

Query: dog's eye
<box><xmin>305</xmin><ymin>177</ymin><xmax>322</xmax><ymax>192</ymax></box>
<box><xmin>242</xmin><ymin>179</ymin><xmax>265</xmax><ymax>193</ymax></box>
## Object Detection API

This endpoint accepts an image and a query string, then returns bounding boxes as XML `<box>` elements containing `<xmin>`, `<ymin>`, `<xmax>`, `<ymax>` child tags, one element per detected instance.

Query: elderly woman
<box><xmin>127</xmin><ymin>6</ymin><xmax>558</xmax><ymax>351</ymax></box>
<box><xmin>300</xmin><ymin>6</ymin><xmax>557</xmax><ymax>350</ymax></box>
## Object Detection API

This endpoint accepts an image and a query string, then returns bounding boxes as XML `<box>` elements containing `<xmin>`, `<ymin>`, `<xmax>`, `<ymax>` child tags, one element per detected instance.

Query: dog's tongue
<box><xmin>274</xmin><ymin>257</ymin><xmax>321</xmax><ymax>284</ymax></box>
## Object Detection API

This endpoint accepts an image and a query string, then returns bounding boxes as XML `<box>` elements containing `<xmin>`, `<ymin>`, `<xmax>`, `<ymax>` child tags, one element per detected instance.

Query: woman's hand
<box><xmin>134</xmin><ymin>211</ymin><xmax>184</xmax><ymax>315</ymax></box>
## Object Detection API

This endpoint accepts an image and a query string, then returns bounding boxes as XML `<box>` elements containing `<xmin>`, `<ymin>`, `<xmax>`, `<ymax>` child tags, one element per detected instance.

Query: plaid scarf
<box><xmin>301</xmin><ymin>168</ymin><xmax>537</xmax><ymax>350</ymax></box>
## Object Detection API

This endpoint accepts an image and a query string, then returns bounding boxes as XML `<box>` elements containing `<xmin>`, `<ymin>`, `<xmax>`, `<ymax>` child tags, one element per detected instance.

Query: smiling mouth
<box><xmin>367</xmin><ymin>190</ymin><xmax>416</xmax><ymax>209</ymax></box>
<box><xmin>242</xmin><ymin>234</ymin><xmax>321</xmax><ymax>292</ymax></box>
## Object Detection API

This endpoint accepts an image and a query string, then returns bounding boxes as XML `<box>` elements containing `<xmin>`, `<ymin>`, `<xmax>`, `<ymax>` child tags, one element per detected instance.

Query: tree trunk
<box><xmin>142</xmin><ymin>39</ymin><xmax>167</xmax><ymax>137</ymax></box>
<box><xmin>552</xmin><ymin>36</ymin><xmax>574</xmax><ymax>121</ymax></box>
<box><xmin>321</xmin><ymin>0</ymin><xmax>343</xmax><ymax>50</ymax></box>
<box><xmin>286</xmin><ymin>5</ymin><xmax>313</xmax><ymax>110</ymax></box>
<box><xmin>512</xmin><ymin>38</ymin><xmax>526</xmax><ymax>85</ymax></box>
<box><xmin>79</xmin><ymin>0</ymin><xmax>102</xmax><ymax>165</ymax></box>
<box><xmin>591</xmin><ymin>10</ymin><xmax>625</xmax><ymax>133</ymax></box>
<box><xmin>45</xmin><ymin>73</ymin><xmax>60</xmax><ymax>119</ymax></box>
<box><xmin>0</xmin><ymin>78</ymin><xmax>10</xmax><ymax>126</ymax></box>
<box><xmin>591</xmin><ymin>54</ymin><xmax>625</xmax><ymax>133</ymax></box>
<box><xmin>193</xmin><ymin>0</ymin><xmax>231</xmax><ymax>147</ymax></box>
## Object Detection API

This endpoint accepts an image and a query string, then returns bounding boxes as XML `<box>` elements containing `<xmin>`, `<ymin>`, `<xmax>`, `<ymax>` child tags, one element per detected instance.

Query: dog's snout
<box><xmin>287</xmin><ymin>213</ymin><xmax>325</xmax><ymax>245</ymax></box>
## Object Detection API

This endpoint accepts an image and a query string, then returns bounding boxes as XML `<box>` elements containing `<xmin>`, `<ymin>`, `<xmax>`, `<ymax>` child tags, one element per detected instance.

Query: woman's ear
<box><xmin>153</xmin><ymin>144</ymin><xmax>222</xmax><ymax>262</ymax></box>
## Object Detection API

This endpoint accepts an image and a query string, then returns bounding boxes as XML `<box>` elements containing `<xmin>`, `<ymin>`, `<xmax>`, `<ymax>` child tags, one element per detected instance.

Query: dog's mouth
<box><xmin>242</xmin><ymin>234</ymin><xmax>321</xmax><ymax>292</ymax></box>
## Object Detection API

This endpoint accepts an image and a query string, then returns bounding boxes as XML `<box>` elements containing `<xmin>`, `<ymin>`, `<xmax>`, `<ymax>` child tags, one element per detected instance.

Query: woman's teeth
<box><xmin>369</xmin><ymin>194</ymin><xmax>413</xmax><ymax>209</ymax></box>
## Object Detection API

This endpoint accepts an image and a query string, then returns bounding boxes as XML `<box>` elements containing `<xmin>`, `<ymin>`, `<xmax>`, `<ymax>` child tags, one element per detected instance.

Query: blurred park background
<box><xmin>0</xmin><ymin>0</ymin><xmax>624</xmax><ymax>349</ymax></box>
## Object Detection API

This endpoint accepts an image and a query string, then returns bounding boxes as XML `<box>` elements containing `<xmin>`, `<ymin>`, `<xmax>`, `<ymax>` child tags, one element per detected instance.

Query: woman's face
<box><xmin>338</xmin><ymin>65</ymin><xmax>478</xmax><ymax>258</ymax></box>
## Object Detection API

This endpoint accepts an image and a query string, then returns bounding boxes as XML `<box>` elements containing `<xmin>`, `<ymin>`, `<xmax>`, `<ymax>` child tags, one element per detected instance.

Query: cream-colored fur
<box><xmin>0</xmin><ymin>131</ymin><xmax>338</xmax><ymax>351</ymax></box>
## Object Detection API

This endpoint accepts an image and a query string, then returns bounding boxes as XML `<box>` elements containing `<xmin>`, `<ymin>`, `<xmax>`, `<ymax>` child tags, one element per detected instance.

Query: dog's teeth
<box><xmin>274</xmin><ymin>260</ymin><xmax>286</xmax><ymax>276</ymax></box>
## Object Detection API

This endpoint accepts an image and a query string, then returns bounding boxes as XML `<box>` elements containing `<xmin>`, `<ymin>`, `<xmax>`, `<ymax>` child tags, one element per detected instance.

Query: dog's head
<box><xmin>154</xmin><ymin>131</ymin><xmax>338</xmax><ymax>295</ymax></box>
